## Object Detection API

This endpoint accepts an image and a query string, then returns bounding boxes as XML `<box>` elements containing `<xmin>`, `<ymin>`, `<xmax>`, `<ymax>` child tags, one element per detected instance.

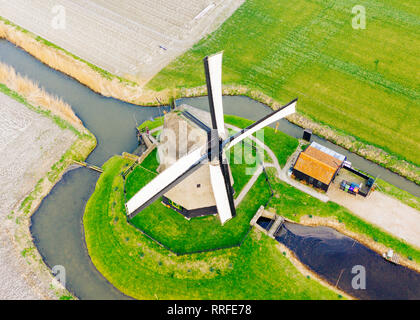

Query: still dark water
<box><xmin>257</xmin><ymin>219</ymin><xmax>420</xmax><ymax>300</ymax></box>
<box><xmin>1</xmin><ymin>39</ymin><xmax>419</xmax><ymax>299</ymax></box>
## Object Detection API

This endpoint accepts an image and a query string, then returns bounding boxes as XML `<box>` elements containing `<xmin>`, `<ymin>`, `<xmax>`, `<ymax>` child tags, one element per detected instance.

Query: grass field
<box><xmin>84</xmin><ymin>156</ymin><xmax>340</xmax><ymax>299</ymax></box>
<box><xmin>147</xmin><ymin>0</ymin><xmax>420</xmax><ymax>167</ymax></box>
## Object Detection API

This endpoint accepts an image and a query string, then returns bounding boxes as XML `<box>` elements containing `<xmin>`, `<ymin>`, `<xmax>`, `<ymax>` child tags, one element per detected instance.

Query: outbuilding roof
<box><xmin>293</xmin><ymin>144</ymin><xmax>345</xmax><ymax>185</ymax></box>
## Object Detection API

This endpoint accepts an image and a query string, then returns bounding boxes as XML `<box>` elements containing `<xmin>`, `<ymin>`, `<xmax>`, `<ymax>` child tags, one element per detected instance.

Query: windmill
<box><xmin>125</xmin><ymin>52</ymin><xmax>297</xmax><ymax>225</ymax></box>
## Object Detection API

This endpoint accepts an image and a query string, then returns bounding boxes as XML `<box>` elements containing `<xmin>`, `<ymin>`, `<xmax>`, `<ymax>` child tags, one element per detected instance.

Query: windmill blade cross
<box><xmin>125</xmin><ymin>50</ymin><xmax>297</xmax><ymax>226</ymax></box>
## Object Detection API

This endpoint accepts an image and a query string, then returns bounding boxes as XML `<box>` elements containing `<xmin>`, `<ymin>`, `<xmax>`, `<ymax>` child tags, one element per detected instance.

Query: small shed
<box><xmin>292</xmin><ymin>142</ymin><xmax>346</xmax><ymax>191</ymax></box>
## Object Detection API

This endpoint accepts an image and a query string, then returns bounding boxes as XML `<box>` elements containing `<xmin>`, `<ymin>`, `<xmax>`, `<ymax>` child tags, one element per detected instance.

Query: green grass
<box><xmin>147</xmin><ymin>0</ymin><xmax>420</xmax><ymax>167</ymax></box>
<box><xmin>137</xmin><ymin>116</ymin><xmax>164</xmax><ymax>131</ymax></box>
<box><xmin>139</xmin><ymin>148</ymin><xmax>160</xmax><ymax>172</ymax></box>
<box><xmin>225</xmin><ymin>114</ymin><xmax>299</xmax><ymax>167</ymax></box>
<box><xmin>266</xmin><ymin>168</ymin><xmax>420</xmax><ymax>264</ymax></box>
<box><xmin>84</xmin><ymin>156</ymin><xmax>340</xmax><ymax>299</ymax></box>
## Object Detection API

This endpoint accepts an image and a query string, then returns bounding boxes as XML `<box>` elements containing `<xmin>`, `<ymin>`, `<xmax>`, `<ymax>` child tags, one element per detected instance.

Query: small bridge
<box><xmin>72</xmin><ymin>160</ymin><xmax>103</xmax><ymax>173</ymax></box>
<box><xmin>251</xmin><ymin>205</ymin><xmax>285</xmax><ymax>238</ymax></box>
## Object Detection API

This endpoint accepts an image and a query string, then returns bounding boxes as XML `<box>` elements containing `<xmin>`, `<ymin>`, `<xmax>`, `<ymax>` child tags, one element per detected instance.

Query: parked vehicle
<box><xmin>340</xmin><ymin>180</ymin><xmax>360</xmax><ymax>195</ymax></box>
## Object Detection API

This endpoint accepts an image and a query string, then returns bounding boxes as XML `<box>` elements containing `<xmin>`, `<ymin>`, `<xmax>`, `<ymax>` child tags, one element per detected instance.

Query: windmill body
<box><xmin>157</xmin><ymin>105</ymin><xmax>234</xmax><ymax>219</ymax></box>
<box><xmin>125</xmin><ymin>52</ymin><xmax>297</xmax><ymax>225</ymax></box>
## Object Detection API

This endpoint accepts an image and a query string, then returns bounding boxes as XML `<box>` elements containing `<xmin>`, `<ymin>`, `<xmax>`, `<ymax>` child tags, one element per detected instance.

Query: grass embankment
<box><xmin>265</xmin><ymin>168</ymin><xmax>420</xmax><ymax>267</ymax></box>
<box><xmin>147</xmin><ymin>0</ymin><xmax>420</xmax><ymax>183</ymax></box>
<box><xmin>137</xmin><ymin>116</ymin><xmax>164</xmax><ymax>132</ymax></box>
<box><xmin>84</xmin><ymin>156</ymin><xmax>340</xmax><ymax>299</ymax></box>
<box><xmin>125</xmin><ymin>149</ymin><xmax>271</xmax><ymax>254</ymax></box>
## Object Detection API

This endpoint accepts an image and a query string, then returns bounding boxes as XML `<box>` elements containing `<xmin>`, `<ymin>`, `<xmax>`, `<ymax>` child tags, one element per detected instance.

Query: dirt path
<box><xmin>328</xmin><ymin>185</ymin><xmax>420</xmax><ymax>249</ymax></box>
<box><xmin>234</xmin><ymin>166</ymin><xmax>263</xmax><ymax>206</ymax></box>
<box><xmin>0</xmin><ymin>92</ymin><xmax>77</xmax><ymax>299</ymax></box>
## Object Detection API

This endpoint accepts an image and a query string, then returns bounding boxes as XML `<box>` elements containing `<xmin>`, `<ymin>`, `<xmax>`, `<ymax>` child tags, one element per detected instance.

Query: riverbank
<box><xmin>0</xmin><ymin>64</ymin><xmax>96</xmax><ymax>299</ymax></box>
<box><xmin>1</xmin><ymin>15</ymin><xmax>419</xmax><ymax>186</ymax></box>
<box><xmin>274</xmin><ymin>241</ymin><xmax>353</xmax><ymax>300</ymax></box>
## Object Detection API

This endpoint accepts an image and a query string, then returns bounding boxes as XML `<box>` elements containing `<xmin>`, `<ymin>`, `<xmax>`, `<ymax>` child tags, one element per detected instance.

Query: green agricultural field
<box><xmin>147</xmin><ymin>0</ymin><xmax>420</xmax><ymax>166</ymax></box>
<box><xmin>84</xmin><ymin>156</ymin><xmax>340</xmax><ymax>299</ymax></box>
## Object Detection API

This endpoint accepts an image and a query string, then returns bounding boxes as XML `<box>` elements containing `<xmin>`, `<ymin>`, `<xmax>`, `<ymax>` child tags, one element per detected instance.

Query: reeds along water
<box><xmin>0</xmin><ymin>61</ymin><xmax>85</xmax><ymax>132</ymax></box>
<box><xmin>0</xmin><ymin>21</ymin><xmax>145</xmax><ymax>104</ymax></box>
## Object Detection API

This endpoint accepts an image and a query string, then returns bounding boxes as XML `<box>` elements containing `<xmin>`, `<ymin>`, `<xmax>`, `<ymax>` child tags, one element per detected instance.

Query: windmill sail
<box><xmin>203</xmin><ymin>52</ymin><xmax>226</xmax><ymax>138</ymax></box>
<box><xmin>223</xmin><ymin>98</ymin><xmax>297</xmax><ymax>150</ymax></box>
<box><xmin>209</xmin><ymin>163</ymin><xmax>234</xmax><ymax>224</ymax></box>
<box><xmin>204</xmin><ymin>51</ymin><xmax>235</xmax><ymax>222</ymax></box>
<box><xmin>126</xmin><ymin>147</ymin><xmax>207</xmax><ymax>219</ymax></box>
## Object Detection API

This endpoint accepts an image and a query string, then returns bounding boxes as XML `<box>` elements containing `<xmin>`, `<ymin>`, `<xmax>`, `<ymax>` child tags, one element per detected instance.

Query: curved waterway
<box><xmin>1</xmin><ymin>39</ymin><xmax>419</xmax><ymax>299</ymax></box>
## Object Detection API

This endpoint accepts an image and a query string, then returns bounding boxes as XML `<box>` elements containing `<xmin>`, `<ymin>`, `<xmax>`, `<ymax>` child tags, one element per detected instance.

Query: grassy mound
<box><xmin>125</xmin><ymin>147</ymin><xmax>271</xmax><ymax>254</ymax></box>
<box><xmin>125</xmin><ymin>114</ymin><xmax>298</xmax><ymax>253</ymax></box>
<box><xmin>84</xmin><ymin>156</ymin><xmax>340</xmax><ymax>299</ymax></box>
